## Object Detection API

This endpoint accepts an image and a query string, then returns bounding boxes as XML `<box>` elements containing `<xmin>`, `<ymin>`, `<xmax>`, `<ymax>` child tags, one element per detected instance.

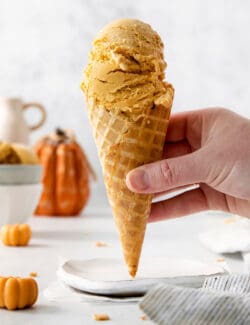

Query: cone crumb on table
<box><xmin>95</xmin><ymin>241</ymin><xmax>108</xmax><ymax>247</ymax></box>
<box><xmin>93</xmin><ymin>313</ymin><xmax>110</xmax><ymax>321</ymax></box>
<box><xmin>29</xmin><ymin>272</ymin><xmax>38</xmax><ymax>277</ymax></box>
<box><xmin>81</xmin><ymin>19</ymin><xmax>174</xmax><ymax>277</ymax></box>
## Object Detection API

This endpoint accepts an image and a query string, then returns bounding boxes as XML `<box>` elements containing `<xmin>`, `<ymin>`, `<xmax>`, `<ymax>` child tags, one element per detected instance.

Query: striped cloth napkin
<box><xmin>140</xmin><ymin>274</ymin><xmax>250</xmax><ymax>325</ymax></box>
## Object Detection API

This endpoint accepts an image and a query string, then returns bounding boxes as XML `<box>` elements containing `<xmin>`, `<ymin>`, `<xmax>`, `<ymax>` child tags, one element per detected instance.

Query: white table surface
<box><xmin>0</xmin><ymin>207</ymin><xmax>244</xmax><ymax>325</ymax></box>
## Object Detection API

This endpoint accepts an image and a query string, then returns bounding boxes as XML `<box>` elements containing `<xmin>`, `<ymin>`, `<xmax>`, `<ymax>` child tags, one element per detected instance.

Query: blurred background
<box><xmin>0</xmin><ymin>0</ymin><xmax>249</xmax><ymax>205</ymax></box>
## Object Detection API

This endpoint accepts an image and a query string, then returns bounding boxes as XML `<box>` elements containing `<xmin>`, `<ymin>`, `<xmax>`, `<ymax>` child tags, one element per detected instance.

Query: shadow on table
<box><xmin>28</xmin><ymin>243</ymin><xmax>51</xmax><ymax>248</ymax></box>
<box><xmin>222</xmin><ymin>252</ymin><xmax>243</xmax><ymax>262</ymax></box>
<box><xmin>32</xmin><ymin>228</ymin><xmax>118</xmax><ymax>243</ymax></box>
<box><xmin>0</xmin><ymin>304</ymin><xmax>61</xmax><ymax>317</ymax></box>
<box><xmin>29</xmin><ymin>304</ymin><xmax>61</xmax><ymax>314</ymax></box>
<box><xmin>32</xmin><ymin>230</ymin><xmax>88</xmax><ymax>241</ymax></box>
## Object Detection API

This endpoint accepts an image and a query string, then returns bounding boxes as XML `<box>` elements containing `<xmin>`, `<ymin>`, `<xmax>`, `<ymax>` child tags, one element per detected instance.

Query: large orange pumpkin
<box><xmin>34</xmin><ymin>128</ymin><xmax>95</xmax><ymax>216</ymax></box>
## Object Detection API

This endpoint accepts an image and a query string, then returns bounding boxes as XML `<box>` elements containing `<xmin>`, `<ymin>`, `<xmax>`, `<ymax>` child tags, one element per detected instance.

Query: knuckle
<box><xmin>159</xmin><ymin>160</ymin><xmax>175</xmax><ymax>187</ymax></box>
<box><xmin>215</xmin><ymin>107</ymin><xmax>231</xmax><ymax>116</ymax></box>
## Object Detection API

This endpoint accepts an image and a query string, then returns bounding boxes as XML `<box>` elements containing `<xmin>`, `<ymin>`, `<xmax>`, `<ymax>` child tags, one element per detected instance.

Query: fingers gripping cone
<box><xmin>81</xmin><ymin>19</ymin><xmax>174</xmax><ymax>277</ymax></box>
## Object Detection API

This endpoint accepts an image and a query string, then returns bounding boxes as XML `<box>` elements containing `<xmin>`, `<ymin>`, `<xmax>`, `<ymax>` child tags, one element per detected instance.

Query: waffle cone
<box><xmin>86</xmin><ymin>83</ymin><xmax>174</xmax><ymax>277</ymax></box>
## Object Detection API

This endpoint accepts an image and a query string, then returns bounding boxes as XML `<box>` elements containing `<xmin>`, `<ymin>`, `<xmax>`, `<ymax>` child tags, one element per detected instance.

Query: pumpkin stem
<box><xmin>55</xmin><ymin>128</ymin><xmax>67</xmax><ymax>138</ymax></box>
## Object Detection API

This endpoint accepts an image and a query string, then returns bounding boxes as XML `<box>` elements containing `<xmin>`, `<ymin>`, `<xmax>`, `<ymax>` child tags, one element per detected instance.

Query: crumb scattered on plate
<box><xmin>140</xmin><ymin>315</ymin><xmax>147</xmax><ymax>320</ymax></box>
<box><xmin>93</xmin><ymin>313</ymin><xmax>110</xmax><ymax>321</ymax></box>
<box><xmin>216</xmin><ymin>258</ymin><xmax>225</xmax><ymax>263</ymax></box>
<box><xmin>224</xmin><ymin>218</ymin><xmax>236</xmax><ymax>224</ymax></box>
<box><xmin>29</xmin><ymin>272</ymin><xmax>38</xmax><ymax>277</ymax></box>
<box><xmin>95</xmin><ymin>241</ymin><xmax>107</xmax><ymax>247</ymax></box>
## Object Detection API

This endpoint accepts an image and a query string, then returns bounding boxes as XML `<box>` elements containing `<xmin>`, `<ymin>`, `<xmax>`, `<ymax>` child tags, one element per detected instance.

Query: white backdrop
<box><xmin>0</xmin><ymin>0</ymin><xmax>249</xmax><ymax>202</ymax></box>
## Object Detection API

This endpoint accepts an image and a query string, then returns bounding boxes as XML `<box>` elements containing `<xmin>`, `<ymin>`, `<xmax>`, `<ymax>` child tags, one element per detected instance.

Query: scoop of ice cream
<box><xmin>81</xmin><ymin>19</ymin><xmax>170</xmax><ymax>117</ymax></box>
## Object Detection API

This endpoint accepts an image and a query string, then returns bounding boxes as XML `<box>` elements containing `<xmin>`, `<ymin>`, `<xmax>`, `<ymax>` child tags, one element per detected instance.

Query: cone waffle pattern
<box><xmin>86</xmin><ymin>84</ymin><xmax>174</xmax><ymax>276</ymax></box>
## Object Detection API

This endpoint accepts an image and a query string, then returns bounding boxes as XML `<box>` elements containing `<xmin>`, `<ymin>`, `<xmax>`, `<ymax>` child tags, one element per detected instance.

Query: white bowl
<box><xmin>0</xmin><ymin>165</ymin><xmax>42</xmax><ymax>185</ymax></box>
<box><xmin>0</xmin><ymin>184</ymin><xmax>42</xmax><ymax>226</ymax></box>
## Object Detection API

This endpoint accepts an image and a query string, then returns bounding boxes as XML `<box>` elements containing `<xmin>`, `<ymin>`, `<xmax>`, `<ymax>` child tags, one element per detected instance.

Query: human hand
<box><xmin>126</xmin><ymin>108</ymin><xmax>250</xmax><ymax>221</ymax></box>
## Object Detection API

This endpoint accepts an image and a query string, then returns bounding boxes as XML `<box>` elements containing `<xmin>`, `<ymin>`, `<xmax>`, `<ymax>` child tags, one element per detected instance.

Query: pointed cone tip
<box><xmin>128</xmin><ymin>266</ymin><xmax>137</xmax><ymax>278</ymax></box>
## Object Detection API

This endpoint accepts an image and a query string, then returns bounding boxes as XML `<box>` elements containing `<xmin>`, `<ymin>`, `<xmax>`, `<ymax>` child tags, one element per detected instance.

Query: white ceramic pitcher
<box><xmin>0</xmin><ymin>97</ymin><xmax>46</xmax><ymax>144</ymax></box>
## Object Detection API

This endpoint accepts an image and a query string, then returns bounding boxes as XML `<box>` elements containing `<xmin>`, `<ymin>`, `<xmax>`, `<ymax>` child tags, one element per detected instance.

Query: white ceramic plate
<box><xmin>199</xmin><ymin>216</ymin><xmax>250</xmax><ymax>253</ymax></box>
<box><xmin>57</xmin><ymin>257</ymin><xmax>227</xmax><ymax>296</ymax></box>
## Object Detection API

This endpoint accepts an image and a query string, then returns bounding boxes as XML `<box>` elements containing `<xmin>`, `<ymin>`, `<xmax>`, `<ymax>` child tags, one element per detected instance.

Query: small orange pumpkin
<box><xmin>0</xmin><ymin>224</ymin><xmax>31</xmax><ymax>246</ymax></box>
<box><xmin>34</xmin><ymin>128</ymin><xmax>95</xmax><ymax>216</ymax></box>
<box><xmin>0</xmin><ymin>276</ymin><xmax>38</xmax><ymax>310</ymax></box>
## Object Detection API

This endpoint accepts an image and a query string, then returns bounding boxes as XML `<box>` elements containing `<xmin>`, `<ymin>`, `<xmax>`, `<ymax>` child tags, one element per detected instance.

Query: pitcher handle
<box><xmin>22</xmin><ymin>102</ymin><xmax>47</xmax><ymax>131</ymax></box>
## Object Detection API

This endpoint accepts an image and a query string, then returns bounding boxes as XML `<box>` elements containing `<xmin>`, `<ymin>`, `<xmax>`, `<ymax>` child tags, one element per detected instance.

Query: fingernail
<box><xmin>126</xmin><ymin>169</ymin><xmax>149</xmax><ymax>191</ymax></box>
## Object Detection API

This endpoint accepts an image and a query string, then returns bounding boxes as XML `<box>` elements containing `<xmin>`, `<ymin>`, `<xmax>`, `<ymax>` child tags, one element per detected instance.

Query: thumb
<box><xmin>126</xmin><ymin>151</ymin><xmax>206</xmax><ymax>194</ymax></box>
